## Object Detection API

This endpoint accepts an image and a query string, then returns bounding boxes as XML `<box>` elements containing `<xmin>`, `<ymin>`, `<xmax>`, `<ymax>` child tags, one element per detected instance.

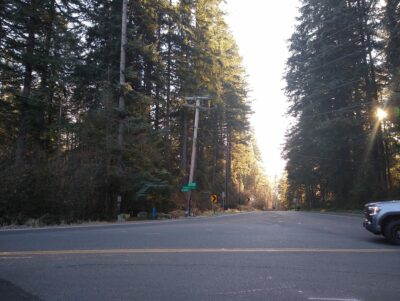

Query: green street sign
<box><xmin>181</xmin><ymin>182</ymin><xmax>197</xmax><ymax>192</ymax></box>
<box><xmin>188</xmin><ymin>182</ymin><xmax>197</xmax><ymax>189</ymax></box>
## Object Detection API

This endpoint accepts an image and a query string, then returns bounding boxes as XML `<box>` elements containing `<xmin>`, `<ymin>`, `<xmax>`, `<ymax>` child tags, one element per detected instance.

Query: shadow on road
<box><xmin>0</xmin><ymin>278</ymin><xmax>43</xmax><ymax>301</ymax></box>
<box><xmin>366</xmin><ymin>236</ymin><xmax>397</xmax><ymax>247</ymax></box>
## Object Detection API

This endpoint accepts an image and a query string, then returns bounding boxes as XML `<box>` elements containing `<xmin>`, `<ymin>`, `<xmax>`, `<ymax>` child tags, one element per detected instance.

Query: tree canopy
<box><xmin>0</xmin><ymin>0</ymin><xmax>269</xmax><ymax>224</ymax></box>
<box><xmin>284</xmin><ymin>0</ymin><xmax>400</xmax><ymax>209</ymax></box>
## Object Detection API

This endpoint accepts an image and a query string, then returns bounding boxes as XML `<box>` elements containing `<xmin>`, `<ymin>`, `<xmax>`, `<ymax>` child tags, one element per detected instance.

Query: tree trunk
<box><xmin>15</xmin><ymin>2</ymin><xmax>37</xmax><ymax>166</ymax></box>
<box><xmin>225</xmin><ymin>124</ymin><xmax>232</xmax><ymax>209</ymax></box>
<box><xmin>118</xmin><ymin>0</ymin><xmax>127</xmax><ymax>149</ymax></box>
<box><xmin>165</xmin><ymin>0</ymin><xmax>173</xmax><ymax>162</ymax></box>
<box><xmin>116</xmin><ymin>0</ymin><xmax>128</xmax><ymax>216</ymax></box>
<box><xmin>211</xmin><ymin>111</ymin><xmax>219</xmax><ymax>188</ymax></box>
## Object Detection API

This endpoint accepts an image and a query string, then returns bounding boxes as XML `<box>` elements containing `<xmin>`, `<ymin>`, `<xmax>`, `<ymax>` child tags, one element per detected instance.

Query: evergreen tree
<box><xmin>384</xmin><ymin>0</ymin><xmax>400</xmax><ymax>195</ymax></box>
<box><xmin>285</xmin><ymin>0</ymin><xmax>387</xmax><ymax>208</ymax></box>
<box><xmin>0</xmin><ymin>0</ymin><xmax>268</xmax><ymax>223</ymax></box>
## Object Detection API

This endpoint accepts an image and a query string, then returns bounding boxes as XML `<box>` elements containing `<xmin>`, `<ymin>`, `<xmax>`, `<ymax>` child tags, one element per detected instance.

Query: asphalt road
<box><xmin>0</xmin><ymin>211</ymin><xmax>399</xmax><ymax>301</ymax></box>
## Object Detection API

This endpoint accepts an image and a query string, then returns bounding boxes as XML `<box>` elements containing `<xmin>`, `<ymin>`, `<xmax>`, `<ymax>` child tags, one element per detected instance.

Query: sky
<box><xmin>223</xmin><ymin>0</ymin><xmax>300</xmax><ymax>178</ymax></box>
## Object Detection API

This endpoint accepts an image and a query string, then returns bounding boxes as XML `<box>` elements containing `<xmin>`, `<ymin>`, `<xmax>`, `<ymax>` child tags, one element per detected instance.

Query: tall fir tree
<box><xmin>285</xmin><ymin>0</ymin><xmax>387</xmax><ymax>208</ymax></box>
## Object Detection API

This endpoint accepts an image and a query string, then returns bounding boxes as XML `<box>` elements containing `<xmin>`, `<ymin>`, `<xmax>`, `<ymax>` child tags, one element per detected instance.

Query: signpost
<box><xmin>210</xmin><ymin>194</ymin><xmax>218</xmax><ymax>214</ymax></box>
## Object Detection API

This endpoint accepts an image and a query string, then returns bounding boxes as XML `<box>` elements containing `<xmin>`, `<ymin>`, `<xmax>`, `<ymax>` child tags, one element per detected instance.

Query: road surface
<box><xmin>0</xmin><ymin>211</ymin><xmax>399</xmax><ymax>301</ymax></box>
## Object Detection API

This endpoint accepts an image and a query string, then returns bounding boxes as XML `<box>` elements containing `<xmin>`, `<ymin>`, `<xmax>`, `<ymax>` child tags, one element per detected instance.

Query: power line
<box><xmin>298</xmin><ymin>101</ymin><xmax>374</xmax><ymax>120</ymax></box>
<box><xmin>287</xmin><ymin>77</ymin><xmax>366</xmax><ymax>108</ymax></box>
<box><xmin>284</xmin><ymin>152</ymin><xmax>386</xmax><ymax>164</ymax></box>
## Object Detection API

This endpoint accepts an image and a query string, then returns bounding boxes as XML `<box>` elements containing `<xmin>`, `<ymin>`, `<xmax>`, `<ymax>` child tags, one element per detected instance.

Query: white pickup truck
<box><xmin>363</xmin><ymin>200</ymin><xmax>400</xmax><ymax>245</ymax></box>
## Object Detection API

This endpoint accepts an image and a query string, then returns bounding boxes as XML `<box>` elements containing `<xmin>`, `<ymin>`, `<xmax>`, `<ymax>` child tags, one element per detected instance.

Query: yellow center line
<box><xmin>0</xmin><ymin>248</ymin><xmax>399</xmax><ymax>257</ymax></box>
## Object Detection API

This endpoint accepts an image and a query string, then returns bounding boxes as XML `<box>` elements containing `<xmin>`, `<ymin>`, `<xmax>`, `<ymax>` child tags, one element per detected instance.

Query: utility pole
<box><xmin>184</xmin><ymin>96</ymin><xmax>209</xmax><ymax>216</ymax></box>
<box><xmin>117</xmin><ymin>0</ymin><xmax>127</xmax><ymax>215</ymax></box>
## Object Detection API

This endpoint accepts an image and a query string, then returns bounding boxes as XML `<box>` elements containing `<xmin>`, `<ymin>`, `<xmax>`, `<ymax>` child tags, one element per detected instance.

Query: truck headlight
<box><xmin>368</xmin><ymin>206</ymin><xmax>381</xmax><ymax>215</ymax></box>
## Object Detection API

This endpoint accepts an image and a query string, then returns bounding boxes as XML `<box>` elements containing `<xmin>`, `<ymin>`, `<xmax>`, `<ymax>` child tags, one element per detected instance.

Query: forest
<box><xmin>0</xmin><ymin>0</ymin><xmax>272</xmax><ymax>224</ymax></box>
<box><xmin>3</xmin><ymin>0</ymin><xmax>400</xmax><ymax>225</ymax></box>
<box><xmin>284</xmin><ymin>0</ymin><xmax>400</xmax><ymax>209</ymax></box>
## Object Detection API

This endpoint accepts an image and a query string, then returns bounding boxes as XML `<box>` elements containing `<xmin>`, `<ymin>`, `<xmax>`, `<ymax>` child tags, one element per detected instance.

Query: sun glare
<box><xmin>376</xmin><ymin>108</ymin><xmax>388</xmax><ymax>120</ymax></box>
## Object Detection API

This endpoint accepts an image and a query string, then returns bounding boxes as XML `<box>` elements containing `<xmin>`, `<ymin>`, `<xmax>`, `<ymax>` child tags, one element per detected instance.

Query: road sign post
<box><xmin>210</xmin><ymin>194</ymin><xmax>218</xmax><ymax>214</ymax></box>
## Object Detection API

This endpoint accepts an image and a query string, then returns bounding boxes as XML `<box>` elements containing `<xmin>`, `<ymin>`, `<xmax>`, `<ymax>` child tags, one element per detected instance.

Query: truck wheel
<box><xmin>384</xmin><ymin>220</ymin><xmax>400</xmax><ymax>245</ymax></box>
